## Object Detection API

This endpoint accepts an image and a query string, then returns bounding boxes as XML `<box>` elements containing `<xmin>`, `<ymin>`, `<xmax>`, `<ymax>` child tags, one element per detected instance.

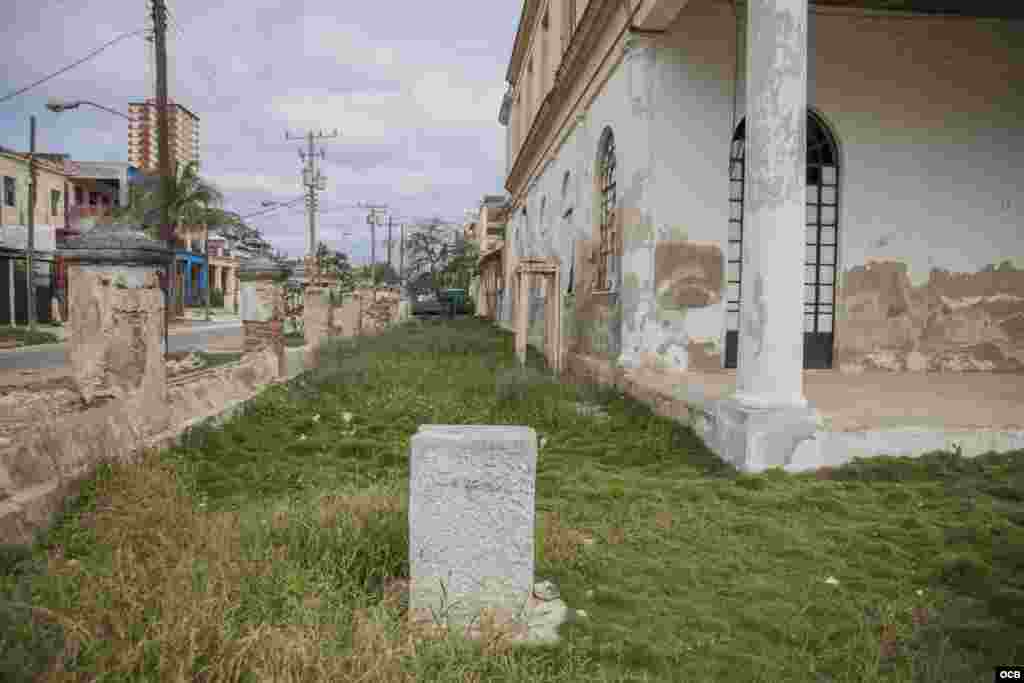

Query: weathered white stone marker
<box><xmin>409</xmin><ymin>425</ymin><xmax>537</xmax><ymax>632</ymax></box>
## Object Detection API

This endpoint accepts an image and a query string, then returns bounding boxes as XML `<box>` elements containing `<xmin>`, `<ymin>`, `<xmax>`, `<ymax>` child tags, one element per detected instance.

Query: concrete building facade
<box><xmin>498</xmin><ymin>0</ymin><xmax>1024</xmax><ymax>471</ymax></box>
<box><xmin>0</xmin><ymin>148</ymin><xmax>69</xmax><ymax>324</ymax></box>
<box><xmin>128</xmin><ymin>99</ymin><xmax>201</xmax><ymax>173</ymax></box>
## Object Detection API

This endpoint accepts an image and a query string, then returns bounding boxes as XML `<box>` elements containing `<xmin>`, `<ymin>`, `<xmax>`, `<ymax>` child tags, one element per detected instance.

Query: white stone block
<box><xmin>409</xmin><ymin>425</ymin><xmax>537</xmax><ymax>628</ymax></box>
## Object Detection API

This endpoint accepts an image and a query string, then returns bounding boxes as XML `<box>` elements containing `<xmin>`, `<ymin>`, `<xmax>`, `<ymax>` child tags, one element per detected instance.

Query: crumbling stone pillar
<box><xmin>303</xmin><ymin>285</ymin><xmax>333</xmax><ymax>361</ymax></box>
<box><xmin>59</xmin><ymin>223</ymin><xmax>171</xmax><ymax>407</ymax></box>
<box><xmin>239</xmin><ymin>255</ymin><xmax>291</xmax><ymax>377</ymax></box>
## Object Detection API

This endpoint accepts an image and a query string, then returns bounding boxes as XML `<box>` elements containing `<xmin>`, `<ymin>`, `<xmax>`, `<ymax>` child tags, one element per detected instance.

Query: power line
<box><xmin>237</xmin><ymin>196</ymin><xmax>306</xmax><ymax>220</ymax></box>
<box><xmin>0</xmin><ymin>28</ymin><xmax>147</xmax><ymax>105</ymax></box>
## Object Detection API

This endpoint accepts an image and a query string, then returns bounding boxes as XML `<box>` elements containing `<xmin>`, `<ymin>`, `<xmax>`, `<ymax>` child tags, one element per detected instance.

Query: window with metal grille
<box><xmin>3</xmin><ymin>176</ymin><xmax>14</xmax><ymax>207</ymax></box>
<box><xmin>724</xmin><ymin>110</ymin><xmax>840</xmax><ymax>370</ymax></box>
<box><xmin>597</xmin><ymin>128</ymin><xmax>617</xmax><ymax>290</ymax></box>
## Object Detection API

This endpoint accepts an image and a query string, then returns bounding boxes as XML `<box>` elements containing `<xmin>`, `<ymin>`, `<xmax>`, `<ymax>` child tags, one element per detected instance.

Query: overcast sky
<box><xmin>0</xmin><ymin>0</ymin><xmax>519</xmax><ymax>261</ymax></box>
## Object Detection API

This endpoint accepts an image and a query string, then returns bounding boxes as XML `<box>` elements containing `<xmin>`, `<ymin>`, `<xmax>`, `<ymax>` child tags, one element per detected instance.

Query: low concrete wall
<box><xmin>564</xmin><ymin>351</ymin><xmax>1024</xmax><ymax>472</ymax></box>
<box><xmin>0</xmin><ymin>347</ymin><xmax>283</xmax><ymax>546</ymax></box>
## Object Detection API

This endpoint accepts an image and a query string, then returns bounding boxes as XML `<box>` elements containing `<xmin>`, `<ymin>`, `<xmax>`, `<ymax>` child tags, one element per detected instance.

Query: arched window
<box><xmin>597</xmin><ymin>127</ymin><xmax>617</xmax><ymax>290</ymax></box>
<box><xmin>538</xmin><ymin>195</ymin><xmax>548</xmax><ymax>251</ymax></box>
<box><xmin>725</xmin><ymin>110</ymin><xmax>840</xmax><ymax>370</ymax></box>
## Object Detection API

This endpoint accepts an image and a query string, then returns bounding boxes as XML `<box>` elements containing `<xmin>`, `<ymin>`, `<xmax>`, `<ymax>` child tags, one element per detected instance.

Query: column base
<box><xmin>710</xmin><ymin>396</ymin><xmax>820</xmax><ymax>473</ymax></box>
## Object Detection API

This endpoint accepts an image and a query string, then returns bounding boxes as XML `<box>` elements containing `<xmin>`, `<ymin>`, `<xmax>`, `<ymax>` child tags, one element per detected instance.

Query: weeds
<box><xmin>2</xmin><ymin>318</ymin><xmax>1021</xmax><ymax>682</ymax></box>
<box><xmin>0</xmin><ymin>325</ymin><xmax>60</xmax><ymax>347</ymax></box>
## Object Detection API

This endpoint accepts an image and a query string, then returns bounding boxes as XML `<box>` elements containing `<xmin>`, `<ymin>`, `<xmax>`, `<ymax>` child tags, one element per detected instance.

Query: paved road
<box><xmin>0</xmin><ymin>320</ymin><xmax>244</xmax><ymax>371</ymax></box>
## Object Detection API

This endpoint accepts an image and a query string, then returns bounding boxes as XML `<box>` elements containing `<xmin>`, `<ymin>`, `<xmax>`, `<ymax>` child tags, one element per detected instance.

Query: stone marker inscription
<box><xmin>409</xmin><ymin>425</ymin><xmax>537</xmax><ymax>628</ymax></box>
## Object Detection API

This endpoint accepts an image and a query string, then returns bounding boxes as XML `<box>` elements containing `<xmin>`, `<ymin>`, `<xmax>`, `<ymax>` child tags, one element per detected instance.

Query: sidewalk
<box><xmin>169</xmin><ymin>307</ymin><xmax>241</xmax><ymax>331</ymax></box>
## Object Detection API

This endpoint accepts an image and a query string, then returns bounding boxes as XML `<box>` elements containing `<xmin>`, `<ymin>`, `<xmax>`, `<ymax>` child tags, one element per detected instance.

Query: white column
<box><xmin>734</xmin><ymin>0</ymin><xmax>808</xmax><ymax>409</ymax></box>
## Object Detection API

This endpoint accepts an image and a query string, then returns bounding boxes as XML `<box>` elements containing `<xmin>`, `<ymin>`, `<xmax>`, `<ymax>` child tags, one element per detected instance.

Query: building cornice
<box><xmin>504</xmin><ymin>0</ymin><xmax>626</xmax><ymax>202</ymax></box>
<box><xmin>506</xmin><ymin>0</ymin><xmax>542</xmax><ymax>85</ymax></box>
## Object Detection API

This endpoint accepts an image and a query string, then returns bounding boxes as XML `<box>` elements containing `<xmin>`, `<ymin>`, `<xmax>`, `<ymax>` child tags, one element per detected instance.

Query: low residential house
<box><xmin>0</xmin><ymin>147</ymin><xmax>68</xmax><ymax>325</ymax></box>
<box><xmin>172</xmin><ymin>222</ymin><xmax>209</xmax><ymax>313</ymax></box>
<box><xmin>206</xmin><ymin>233</ymin><xmax>240</xmax><ymax>311</ymax></box>
<box><xmin>65</xmin><ymin>161</ymin><xmax>137</xmax><ymax>235</ymax></box>
<box><xmin>498</xmin><ymin>0</ymin><xmax>1024</xmax><ymax>472</ymax></box>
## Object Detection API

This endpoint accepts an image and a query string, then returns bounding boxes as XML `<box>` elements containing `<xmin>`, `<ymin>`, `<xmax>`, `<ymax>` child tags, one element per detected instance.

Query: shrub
<box><xmin>210</xmin><ymin>288</ymin><xmax>225</xmax><ymax>308</ymax></box>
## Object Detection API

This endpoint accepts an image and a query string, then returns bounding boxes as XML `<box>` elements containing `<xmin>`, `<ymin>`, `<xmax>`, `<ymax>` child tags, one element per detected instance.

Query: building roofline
<box><xmin>505</xmin><ymin>0</ymin><xmax>540</xmax><ymax>86</ymax></box>
<box><xmin>0</xmin><ymin>148</ymin><xmax>72</xmax><ymax>176</ymax></box>
<box><xmin>128</xmin><ymin>99</ymin><xmax>201</xmax><ymax>121</ymax></box>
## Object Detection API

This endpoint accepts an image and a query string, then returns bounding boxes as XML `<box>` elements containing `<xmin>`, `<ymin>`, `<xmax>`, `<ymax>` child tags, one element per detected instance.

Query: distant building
<box><xmin>0</xmin><ymin>147</ymin><xmax>70</xmax><ymax>324</ymax></box>
<box><xmin>128</xmin><ymin>99</ymin><xmax>200</xmax><ymax>172</ymax></box>
<box><xmin>65</xmin><ymin>161</ymin><xmax>140</xmax><ymax>235</ymax></box>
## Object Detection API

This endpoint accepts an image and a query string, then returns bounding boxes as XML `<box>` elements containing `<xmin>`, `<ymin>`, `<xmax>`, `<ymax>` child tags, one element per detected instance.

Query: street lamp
<box><xmin>46</xmin><ymin>98</ymin><xmax>131</xmax><ymax>121</ymax></box>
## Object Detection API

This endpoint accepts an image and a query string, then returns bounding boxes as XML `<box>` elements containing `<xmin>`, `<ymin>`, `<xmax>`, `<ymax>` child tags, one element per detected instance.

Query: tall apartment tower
<box><xmin>127</xmin><ymin>100</ymin><xmax>201</xmax><ymax>172</ymax></box>
<box><xmin>131</xmin><ymin>0</ymin><xmax>200</xmax><ymax>173</ymax></box>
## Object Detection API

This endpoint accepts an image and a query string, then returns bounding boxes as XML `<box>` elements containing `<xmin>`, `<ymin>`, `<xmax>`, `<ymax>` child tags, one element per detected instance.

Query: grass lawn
<box><xmin>1</xmin><ymin>317</ymin><xmax>1021</xmax><ymax>682</ymax></box>
<box><xmin>0</xmin><ymin>325</ymin><xmax>60</xmax><ymax>348</ymax></box>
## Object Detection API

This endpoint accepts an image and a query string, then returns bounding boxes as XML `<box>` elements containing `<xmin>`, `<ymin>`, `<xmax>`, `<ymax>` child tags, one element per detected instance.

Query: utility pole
<box><xmin>361</xmin><ymin>204</ymin><xmax>387</xmax><ymax>299</ymax></box>
<box><xmin>26</xmin><ymin>116</ymin><xmax>37</xmax><ymax>332</ymax></box>
<box><xmin>386</xmin><ymin>214</ymin><xmax>393</xmax><ymax>276</ymax></box>
<box><xmin>153</xmin><ymin>0</ymin><xmax>173</xmax><ymax>355</ymax></box>
<box><xmin>286</xmin><ymin>128</ymin><xmax>338</xmax><ymax>270</ymax></box>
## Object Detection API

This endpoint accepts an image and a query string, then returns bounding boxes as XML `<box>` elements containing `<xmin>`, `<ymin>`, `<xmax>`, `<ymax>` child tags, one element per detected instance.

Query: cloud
<box><xmin>0</xmin><ymin>0</ymin><xmax>520</xmax><ymax>259</ymax></box>
<box><xmin>208</xmin><ymin>172</ymin><xmax>301</xmax><ymax>197</ymax></box>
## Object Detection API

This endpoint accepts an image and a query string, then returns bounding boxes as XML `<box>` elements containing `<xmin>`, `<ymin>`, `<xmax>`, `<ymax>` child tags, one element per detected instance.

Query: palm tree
<box><xmin>111</xmin><ymin>162</ymin><xmax>223</xmax><ymax>319</ymax></box>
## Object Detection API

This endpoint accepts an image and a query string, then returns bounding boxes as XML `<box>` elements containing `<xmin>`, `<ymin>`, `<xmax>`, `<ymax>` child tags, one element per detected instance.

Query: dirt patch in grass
<box><xmin>3</xmin><ymin>318</ymin><xmax>1022</xmax><ymax>682</ymax></box>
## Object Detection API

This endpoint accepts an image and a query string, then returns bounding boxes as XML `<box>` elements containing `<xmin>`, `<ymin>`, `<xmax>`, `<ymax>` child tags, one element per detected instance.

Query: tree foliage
<box><xmin>404</xmin><ymin>218</ymin><xmax>476</xmax><ymax>294</ymax></box>
<box><xmin>108</xmin><ymin>162</ymin><xmax>225</xmax><ymax>242</ymax></box>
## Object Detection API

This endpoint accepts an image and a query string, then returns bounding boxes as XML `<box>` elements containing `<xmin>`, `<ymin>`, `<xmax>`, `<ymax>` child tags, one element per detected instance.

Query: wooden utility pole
<box><xmin>26</xmin><ymin>116</ymin><xmax>37</xmax><ymax>331</ymax></box>
<box><xmin>153</xmin><ymin>0</ymin><xmax>173</xmax><ymax>353</ymax></box>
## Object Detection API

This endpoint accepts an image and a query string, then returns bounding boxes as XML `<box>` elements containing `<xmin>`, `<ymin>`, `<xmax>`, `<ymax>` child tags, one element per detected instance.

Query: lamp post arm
<box><xmin>58</xmin><ymin>100</ymin><xmax>131</xmax><ymax>120</ymax></box>
<box><xmin>78</xmin><ymin>101</ymin><xmax>132</xmax><ymax>121</ymax></box>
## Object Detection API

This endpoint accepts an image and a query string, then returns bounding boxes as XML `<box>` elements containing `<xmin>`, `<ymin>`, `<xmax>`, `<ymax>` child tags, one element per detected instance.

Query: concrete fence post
<box><xmin>58</xmin><ymin>222</ymin><xmax>171</xmax><ymax>408</ymax></box>
<box><xmin>238</xmin><ymin>255</ymin><xmax>291</xmax><ymax>378</ymax></box>
<box><xmin>303</xmin><ymin>285</ymin><xmax>333</xmax><ymax>365</ymax></box>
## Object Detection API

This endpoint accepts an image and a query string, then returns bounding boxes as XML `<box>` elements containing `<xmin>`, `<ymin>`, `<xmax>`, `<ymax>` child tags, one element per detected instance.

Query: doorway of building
<box><xmin>724</xmin><ymin>110</ymin><xmax>840</xmax><ymax>370</ymax></box>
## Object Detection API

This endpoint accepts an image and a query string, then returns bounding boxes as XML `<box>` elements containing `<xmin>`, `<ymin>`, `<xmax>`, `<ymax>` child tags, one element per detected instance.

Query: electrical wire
<box><xmin>0</xmin><ymin>28</ymin><xmax>148</xmax><ymax>105</ymax></box>
<box><xmin>237</xmin><ymin>196</ymin><xmax>306</xmax><ymax>220</ymax></box>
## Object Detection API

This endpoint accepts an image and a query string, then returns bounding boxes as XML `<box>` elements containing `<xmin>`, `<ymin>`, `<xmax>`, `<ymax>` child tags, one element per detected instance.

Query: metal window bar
<box><xmin>598</xmin><ymin>132</ymin><xmax>616</xmax><ymax>290</ymax></box>
<box><xmin>725</xmin><ymin>113</ymin><xmax>840</xmax><ymax>369</ymax></box>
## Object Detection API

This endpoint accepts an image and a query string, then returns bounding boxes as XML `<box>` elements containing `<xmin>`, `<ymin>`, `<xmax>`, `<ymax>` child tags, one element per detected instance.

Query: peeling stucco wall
<box><xmin>837</xmin><ymin>260</ymin><xmax>1024</xmax><ymax>372</ymax></box>
<box><xmin>505</xmin><ymin>0</ymin><xmax>1023</xmax><ymax>374</ymax></box>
